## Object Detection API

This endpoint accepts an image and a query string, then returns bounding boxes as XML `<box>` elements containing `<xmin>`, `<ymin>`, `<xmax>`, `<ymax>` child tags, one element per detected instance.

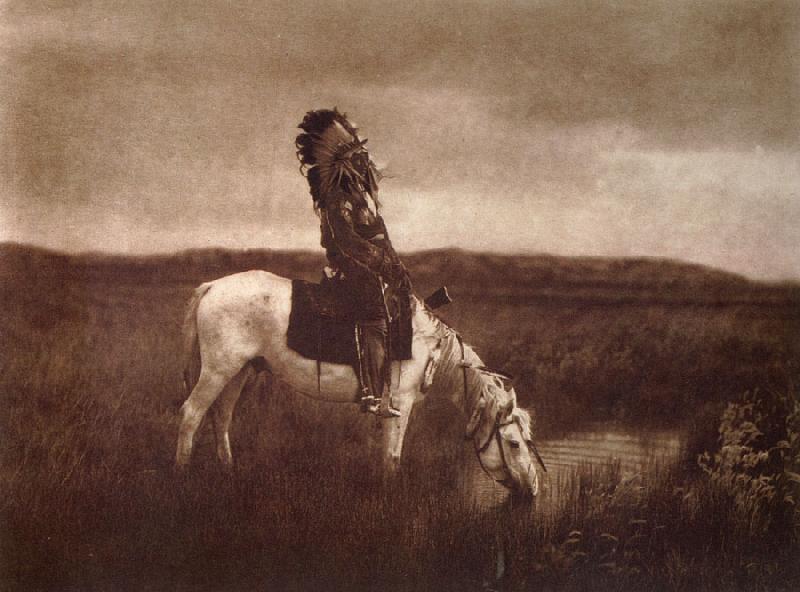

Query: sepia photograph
<box><xmin>1</xmin><ymin>1</ymin><xmax>798</xmax><ymax>590</ymax></box>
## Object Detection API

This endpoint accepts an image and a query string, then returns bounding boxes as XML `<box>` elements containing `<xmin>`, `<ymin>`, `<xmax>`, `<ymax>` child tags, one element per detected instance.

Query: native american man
<box><xmin>296</xmin><ymin>109</ymin><xmax>411</xmax><ymax>417</ymax></box>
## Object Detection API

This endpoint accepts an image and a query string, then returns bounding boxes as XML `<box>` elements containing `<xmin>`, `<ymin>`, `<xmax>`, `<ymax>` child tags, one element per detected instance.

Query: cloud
<box><xmin>1</xmin><ymin>0</ymin><xmax>798</xmax><ymax>279</ymax></box>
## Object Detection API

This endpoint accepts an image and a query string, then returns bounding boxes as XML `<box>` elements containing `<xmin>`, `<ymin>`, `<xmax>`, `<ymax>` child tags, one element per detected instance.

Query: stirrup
<box><xmin>359</xmin><ymin>394</ymin><xmax>379</xmax><ymax>413</ymax></box>
<box><xmin>368</xmin><ymin>403</ymin><xmax>401</xmax><ymax>418</ymax></box>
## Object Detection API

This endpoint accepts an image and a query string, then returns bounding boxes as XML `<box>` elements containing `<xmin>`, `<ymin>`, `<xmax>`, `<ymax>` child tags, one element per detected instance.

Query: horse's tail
<box><xmin>182</xmin><ymin>282</ymin><xmax>213</xmax><ymax>395</ymax></box>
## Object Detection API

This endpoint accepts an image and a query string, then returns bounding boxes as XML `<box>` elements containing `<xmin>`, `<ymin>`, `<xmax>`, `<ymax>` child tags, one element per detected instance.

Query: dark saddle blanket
<box><xmin>287</xmin><ymin>279</ymin><xmax>413</xmax><ymax>365</ymax></box>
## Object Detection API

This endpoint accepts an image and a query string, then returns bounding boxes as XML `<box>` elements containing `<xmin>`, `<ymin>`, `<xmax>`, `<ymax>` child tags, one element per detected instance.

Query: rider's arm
<box><xmin>325</xmin><ymin>196</ymin><xmax>391</xmax><ymax>276</ymax></box>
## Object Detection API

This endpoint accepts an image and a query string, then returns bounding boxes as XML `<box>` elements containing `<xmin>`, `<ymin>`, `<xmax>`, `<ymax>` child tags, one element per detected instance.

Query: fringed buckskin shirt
<box><xmin>321</xmin><ymin>192</ymin><xmax>397</xmax><ymax>279</ymax></box>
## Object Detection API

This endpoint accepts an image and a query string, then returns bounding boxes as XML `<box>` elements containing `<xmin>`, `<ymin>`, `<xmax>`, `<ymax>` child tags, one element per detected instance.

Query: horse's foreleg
<box><xmin>176</xmin><ymin>369</ymin><xmax>228</xmax><ymax>468</ymax></box>
<box><xmin>381</xmin><ymin>391</ymin><xmax>417</xmax><ymax>475</ymax></box>
<box><xmin>210</xmin><ymin>367</ymin><xmax>251</xmax><ymax>467</ymax></box>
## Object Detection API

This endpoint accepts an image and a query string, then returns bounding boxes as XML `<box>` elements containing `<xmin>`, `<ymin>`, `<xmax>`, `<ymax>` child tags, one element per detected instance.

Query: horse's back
<box><xmin>195</xmin><ymin>270</ymin><xmax>292</xmax><ymax>353</ymax></box>
<box><xmin>207</xmin><ymin>269</ymin><xmax>290</xmax><ymax>295</ymax></box>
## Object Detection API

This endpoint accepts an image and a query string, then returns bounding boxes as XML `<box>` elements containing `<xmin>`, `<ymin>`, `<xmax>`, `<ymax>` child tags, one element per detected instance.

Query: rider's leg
<box><xmin>359</xmin><ymin>319</ymin><xmax>400</xmax><ymax>417</ymax></box>
<box><xmin>360</xmin><ymin>318</ymin><xmax>387</xmax><ymax>398</ymax></box>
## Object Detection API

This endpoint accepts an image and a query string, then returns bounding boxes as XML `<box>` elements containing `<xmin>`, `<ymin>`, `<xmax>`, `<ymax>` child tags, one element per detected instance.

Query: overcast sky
<box><xmin>1</xmin><ymin>0</ymin><xmax>798</xmax><ymax>280</ymax></box>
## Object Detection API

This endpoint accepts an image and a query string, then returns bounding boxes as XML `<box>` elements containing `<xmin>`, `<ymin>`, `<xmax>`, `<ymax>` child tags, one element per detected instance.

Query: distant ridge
<box><xmin>1</xmin><ymin>242</ymin><xmax>798</xmax><ymax>308</ymax></box>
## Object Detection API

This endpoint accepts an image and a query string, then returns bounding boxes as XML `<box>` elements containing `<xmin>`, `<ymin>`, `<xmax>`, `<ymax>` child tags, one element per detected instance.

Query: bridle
<box><xmin>453</xmin><ymin>331</ymin><xmax>547</xmax><ymax>489</ymax></box>
<box><xmin>455</xmin><ymin>333</ymin><xmax>547</xmax><ymax>490</ymax></box>
<box><xmin>468</xmin><ymin>411</ymin><xmax>517</xmax><ymax>488</ymax></box>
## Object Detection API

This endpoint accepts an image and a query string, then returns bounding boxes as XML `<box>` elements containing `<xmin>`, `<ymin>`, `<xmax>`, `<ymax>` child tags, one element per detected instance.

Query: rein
<box><xmin>474</xmin><ymin>415</ymin><xmax>516</xmax><ymax>487</ymax></box>
<box><xmin>456</xmin><ymin>333</ymin><xmax>469</xmax><ymax>407</ymax></box>
<box><xmin>456</xmin><ymin>331</ymin><xmax>515</xmax><ymax>487</ymax></box>
<box><xmin>452</xmin><ymin>327</ymin><xmax>547</xmax><ymax>488</ymax></box>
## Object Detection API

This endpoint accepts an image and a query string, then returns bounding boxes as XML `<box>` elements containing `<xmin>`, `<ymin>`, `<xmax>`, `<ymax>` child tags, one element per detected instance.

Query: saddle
<box><xmin>286</xmin><ymin>279</ymin><xmax>412</xmax><ymax>365</ymax></box>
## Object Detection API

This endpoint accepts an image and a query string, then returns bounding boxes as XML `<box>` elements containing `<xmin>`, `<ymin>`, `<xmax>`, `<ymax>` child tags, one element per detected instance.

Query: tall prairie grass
<box><xmin>1</xmin><ymin>247</ymin><xmax>798</xmax><ymax>590</ymax></box>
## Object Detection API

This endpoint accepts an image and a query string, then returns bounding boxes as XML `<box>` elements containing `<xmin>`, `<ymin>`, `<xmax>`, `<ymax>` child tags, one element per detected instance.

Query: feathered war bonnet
<box><xmin>295</xmin><ymin>108</ymin><xmax>382</xmax><ymax>210</ymax></box>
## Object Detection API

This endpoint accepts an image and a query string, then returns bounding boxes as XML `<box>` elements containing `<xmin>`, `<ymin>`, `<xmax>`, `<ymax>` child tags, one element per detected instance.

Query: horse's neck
<box><xmin>459</xmin><ymin>344</ymin><xmax>486</xmax><ymax>411</ymax></box>
<box><xmin>436</xmin><ymin>329</ymin><xmax>485</xmax><ymax>417</ymax></box>
<box><xmin>413</xmin><ymin>303</ymin><xmax>486</xmax><ymax>415</ymax></box>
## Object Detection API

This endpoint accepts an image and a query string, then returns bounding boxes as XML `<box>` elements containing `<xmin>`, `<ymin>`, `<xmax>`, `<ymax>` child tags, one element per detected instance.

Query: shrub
<box><xmin>698</xmin><ymin>388</ymin><xmax>800</xmax><ymax>541</ymax></box>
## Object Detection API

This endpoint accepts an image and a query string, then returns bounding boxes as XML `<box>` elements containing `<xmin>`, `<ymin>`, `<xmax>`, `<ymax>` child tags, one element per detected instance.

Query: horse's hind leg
<box><xmin>210</xmin><ymin>367</ymin><xmax>252</xmax><ymax>467</ymax></box>
<box><xmin>176</xmin><ymin>368</ymin><xmax>230</xmax><ymax>468</ymax></box>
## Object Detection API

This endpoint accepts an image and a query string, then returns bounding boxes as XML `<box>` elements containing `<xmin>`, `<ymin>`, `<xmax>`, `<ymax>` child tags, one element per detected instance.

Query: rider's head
<box><xmin>296</xmin><ymin>108</ymin><xmax>381</xmax><ymax>209</ymax></box>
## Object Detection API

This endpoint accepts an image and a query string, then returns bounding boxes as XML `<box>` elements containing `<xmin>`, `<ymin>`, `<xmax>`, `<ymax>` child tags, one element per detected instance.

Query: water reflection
<box><xmin>539</xmin><ymin>424</ymin><xmax>683</xmax><ymax>475</ymax></box>
<box><xmin>463</xmin><ymin>423</ymin><xmax>683</xmax><ymax>510</ymax></box>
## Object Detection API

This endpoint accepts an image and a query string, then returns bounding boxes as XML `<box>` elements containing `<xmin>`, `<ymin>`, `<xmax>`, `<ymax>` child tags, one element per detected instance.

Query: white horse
<box><xmin>176</xmin><ymin>270</ymin><xmax>540</xmax><ymax>499</ymax></box>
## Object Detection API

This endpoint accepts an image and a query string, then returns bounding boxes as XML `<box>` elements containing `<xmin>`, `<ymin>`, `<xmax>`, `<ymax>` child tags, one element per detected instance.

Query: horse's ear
<box><xmin>492</xmin><ymin>383</ymin><xmax>514</xmax><ymax>417</ymax></box>
<box><xmin>500</xmin><ymin>395</ymin><xmax>514</xmax><ymax>418</ymax></box>
<box><xmin>506</xmin><ymin>386</ymin><xmax>518</xmax><ymax>405</ymax></box>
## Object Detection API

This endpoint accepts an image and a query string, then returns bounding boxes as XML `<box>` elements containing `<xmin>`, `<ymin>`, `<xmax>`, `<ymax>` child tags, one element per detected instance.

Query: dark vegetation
<box><xmin>1</xmin><ymin>243</ymin><xmax>798</xmax><ymax>591</ymax></box>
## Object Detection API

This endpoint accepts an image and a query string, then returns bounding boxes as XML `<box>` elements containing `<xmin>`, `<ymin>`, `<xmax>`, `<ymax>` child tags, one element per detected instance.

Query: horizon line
<box><xmin>6</xmin><ymin>240</ymin><xmax>800</xmax><ymax>285</ymax></box>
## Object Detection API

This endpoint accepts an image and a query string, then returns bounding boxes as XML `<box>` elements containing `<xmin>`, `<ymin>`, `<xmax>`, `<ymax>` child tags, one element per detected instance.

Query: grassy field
<box><xmin>1</xmin><ymin>244</ymin><xmax>798</xmax><ymax>591</ymax></box>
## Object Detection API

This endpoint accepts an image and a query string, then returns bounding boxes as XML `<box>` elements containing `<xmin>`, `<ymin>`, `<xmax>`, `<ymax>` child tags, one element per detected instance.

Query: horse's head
<box><xmin>466</xmin><ymin>384</ymin><xmax>540</xmax><ymax>501</ymax></box>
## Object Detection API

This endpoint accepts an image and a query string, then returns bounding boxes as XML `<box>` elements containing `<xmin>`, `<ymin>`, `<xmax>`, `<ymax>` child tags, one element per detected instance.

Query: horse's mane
<box><xmin>413</xmin><ymin>298</ymin><xmax>512</xmax><ymax>417</ymax></box>
<box><xmin>412</xmin><ymin>297</ymin><xmax>534</xmax><ymax>440</ymax></box>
